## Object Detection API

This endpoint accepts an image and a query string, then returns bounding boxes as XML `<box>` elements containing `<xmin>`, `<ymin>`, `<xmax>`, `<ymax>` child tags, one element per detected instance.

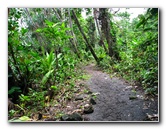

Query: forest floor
<box><xmin>82</xmin><ymin>63</ymin><xmax>158</xmax><ymax>121</ymax></box>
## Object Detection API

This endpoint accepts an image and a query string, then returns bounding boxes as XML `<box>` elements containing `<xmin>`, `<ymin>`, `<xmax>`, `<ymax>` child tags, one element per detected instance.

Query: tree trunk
<box><xmin>93</xmin><ymin>8</ymin><xmax>108</xmax><ymax>54</ymax></box>
<box><xmin>52</xmin><ymin>8</ymin><xmax>61</xmax><ymax>20</ymax></box>
<box><xmin>99</xmin><ymin>8</ymin><xmax>113</xmax><ymax>57</ymax></box>
<box><xmin>71</xmin><ymin>10</ymin><xmax>99</xmax><ymax>62</ymax></box>
<box><xmin>67</xmin><ymin>8</ymin><xmax>81</xmax><ymax>58</ymax></box>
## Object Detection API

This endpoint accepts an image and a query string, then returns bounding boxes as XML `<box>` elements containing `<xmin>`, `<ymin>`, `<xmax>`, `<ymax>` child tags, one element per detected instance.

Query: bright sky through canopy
<box><xmin>82</xmin><ymin>8</ymin><xmax>146</xmax><ymax>21</ymax></box>
<box><xmin>112</xmin><ymin>8</ymin><xmax>147</xmax><ymax>20</ymax></box>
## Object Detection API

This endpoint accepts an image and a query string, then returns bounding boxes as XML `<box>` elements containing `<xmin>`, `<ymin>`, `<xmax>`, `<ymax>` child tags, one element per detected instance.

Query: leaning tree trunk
<box><xmin>71</xmin><ymin>10</ymin><xmax>99</xmax><ymax>63</ymax></box>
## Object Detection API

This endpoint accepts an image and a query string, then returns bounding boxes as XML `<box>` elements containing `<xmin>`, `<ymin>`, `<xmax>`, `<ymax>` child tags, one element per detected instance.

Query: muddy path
<box><xmin>83</xmin><ymin>64</ymin><xmax>158</xmax><ymax>121</ymax></box>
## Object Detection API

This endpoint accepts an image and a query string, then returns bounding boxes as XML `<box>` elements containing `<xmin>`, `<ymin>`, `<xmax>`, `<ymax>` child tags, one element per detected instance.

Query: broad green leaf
<box><xmin>41</xmin><ymin>69</ymin><xmax>54</xmax><ymax>85</ymax></box>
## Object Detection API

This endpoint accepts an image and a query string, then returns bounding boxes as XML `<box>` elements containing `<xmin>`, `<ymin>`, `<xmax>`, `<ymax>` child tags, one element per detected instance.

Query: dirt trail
<box><xmin>83</xmin><ymin>64</ymin><xmax>158</xmax><ymax>121</ymax></box>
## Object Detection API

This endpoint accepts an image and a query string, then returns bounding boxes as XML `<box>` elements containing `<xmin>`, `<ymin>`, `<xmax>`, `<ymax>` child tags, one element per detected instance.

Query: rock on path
<box><xmin>83</xmin><ymin>64</ymin><xmax>158</xmax><ymax>121</ymax></box>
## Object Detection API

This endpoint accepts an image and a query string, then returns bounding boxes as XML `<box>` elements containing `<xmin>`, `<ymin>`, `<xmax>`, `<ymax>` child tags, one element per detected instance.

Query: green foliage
<box><xmin>19</xmin><ymin>94</ymin><xmax>30</xmax><ymax>102</ymax></box>
<box><xmin>18</xmin><ymin>88</ymin><xmax>47</xmax><ymax>110</ymax></box>
<box><xmin>41</xmin><ymin>69</ymin><xmax>54</xmax><ymax>86</ymax></box>
<box><xmin>9</xmin><ymin>110</ymin><xmax>16</xmax><ymax>117</ymax></box>
<box><xmin>98</xmin><ymin>55</ymin><xmax>112</xmax><ymax>69</ymax></box>
<box><xmin>8</xmin><ymin>86</ymin><xmax>21</xmax><ymax>95</ymax></box>
<box><xmin>36</xmin><ymin>20</ymin><xmax>71</xmax><ymax>44</ymax></box>
<box><xmin>95</xmin><ymin>46</ymin><xmax>115</xmax><ymax>69</ymax></box>
<box><xmin>112</xmin><ymin>8</ymin><xmax>158</xmax><ymax>95</ymax></box>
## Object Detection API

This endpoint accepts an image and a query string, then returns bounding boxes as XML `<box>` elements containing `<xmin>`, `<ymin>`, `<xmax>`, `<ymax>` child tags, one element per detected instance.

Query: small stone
<box><xmin>90</xmin><ymin>98</ymin><xmax>96</xmax><ymax>105</ymax></box>
<box><xmin>125</xmin><ymin>86</ymin><xmax>133</xmax><ymax>90</ymax></box>
<box><xmin>70</xmin><ymin>113</ymin><xmax>83</xmax><ymax>121</ymax></box>
<box><xmin>84</xmin><ymin>104</ymin><xmax>90</xmax><ymax>107</ymax></box>
<box><xmin>61</xmin><ymin>114</ymin><xmax>71</xmax><ymax>121</ymax></box>
<box><xmin>38</xmin><ymin>113</ymin><xmax>42</xmax><ymax>120</ymax></box>
<box><xmin>75</xmin><ymin>97</ymin><xmax>83</xmax><ymax>101</ymax></box>
<box><xmin>87</xmin><ymin>91</ymin><xmax>93</xmax><ymax>94</ymax></box>
<box><xmin>83</xmin><ymin>104</ymin><xmax>94</xmax><ymax>114</ymax></box>
<box><xmin>61</xmin><ymin>113</ymin><xmax>83</xmax><ymax>121</ymax></box>
<box><xmin>75</xmin><ymin>94</ymin><xmax>88</xmax><ymax>101</ymax></box>
<box><xmin>72</xmin><ymin>109</ymin><xmax>82</xmax><ymax>114</ymax></box>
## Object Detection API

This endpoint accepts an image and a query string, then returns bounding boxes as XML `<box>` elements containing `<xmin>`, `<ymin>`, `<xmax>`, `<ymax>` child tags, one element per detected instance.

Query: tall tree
<box><xmin>93</xmin><ymin>8</ymin><xmax>108</xmax><ymax>54</ymax></box>
<box><xmin>67</xmin><ymin>8</ymin><xmax>80</xmax><ymax>58</ymax></box>
<box><xmin>98</xmin><ymin>8</ymin><xmax>114</xmax><ymax>57</ymax></box>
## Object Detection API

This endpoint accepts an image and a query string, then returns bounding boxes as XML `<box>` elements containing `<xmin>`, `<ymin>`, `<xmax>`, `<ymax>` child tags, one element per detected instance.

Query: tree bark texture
<box><xmin>93</xmin><ymin>8</ymin><xmax>108</xmax><ymax>54</ymax></box>
<box><xmin>99</xmin><ymin>8</ymin><xmax>113</xmax><ymax>57</ymax></box>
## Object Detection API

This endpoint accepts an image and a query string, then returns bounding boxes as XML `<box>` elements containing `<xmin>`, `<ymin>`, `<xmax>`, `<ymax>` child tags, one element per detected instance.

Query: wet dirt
<box><xmin>83</xmin><ymin>64</ymin><xmax>158</xmax><ymax>121</ymax></box>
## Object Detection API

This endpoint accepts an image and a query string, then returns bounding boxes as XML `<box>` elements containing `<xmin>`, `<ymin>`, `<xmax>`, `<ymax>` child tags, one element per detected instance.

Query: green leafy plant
<box><xmin>41</xmin><ymin>69</ymin><xmax>54</xmax><ymax>86</ymax></box>
<box><xmin>19</xmin><ymin>94</ymin><xmax>30</xmax><ymax>102</ymax></box>
<box><xmin>8</xmin><ymin>86</ymin><xmax>21</xmax><ymax>95</ymax></box>
<box><xmin>8</xmin><ymin>109</ymin><xmax>16</xmax><ymax>117</ymax></box>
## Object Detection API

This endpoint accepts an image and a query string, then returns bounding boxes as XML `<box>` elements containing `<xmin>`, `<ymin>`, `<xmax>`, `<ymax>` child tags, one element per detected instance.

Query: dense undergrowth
<box><xmin>9</xmin><ymin>61</ymin><xmax>91</xmax><ymax>121</ymax></box>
